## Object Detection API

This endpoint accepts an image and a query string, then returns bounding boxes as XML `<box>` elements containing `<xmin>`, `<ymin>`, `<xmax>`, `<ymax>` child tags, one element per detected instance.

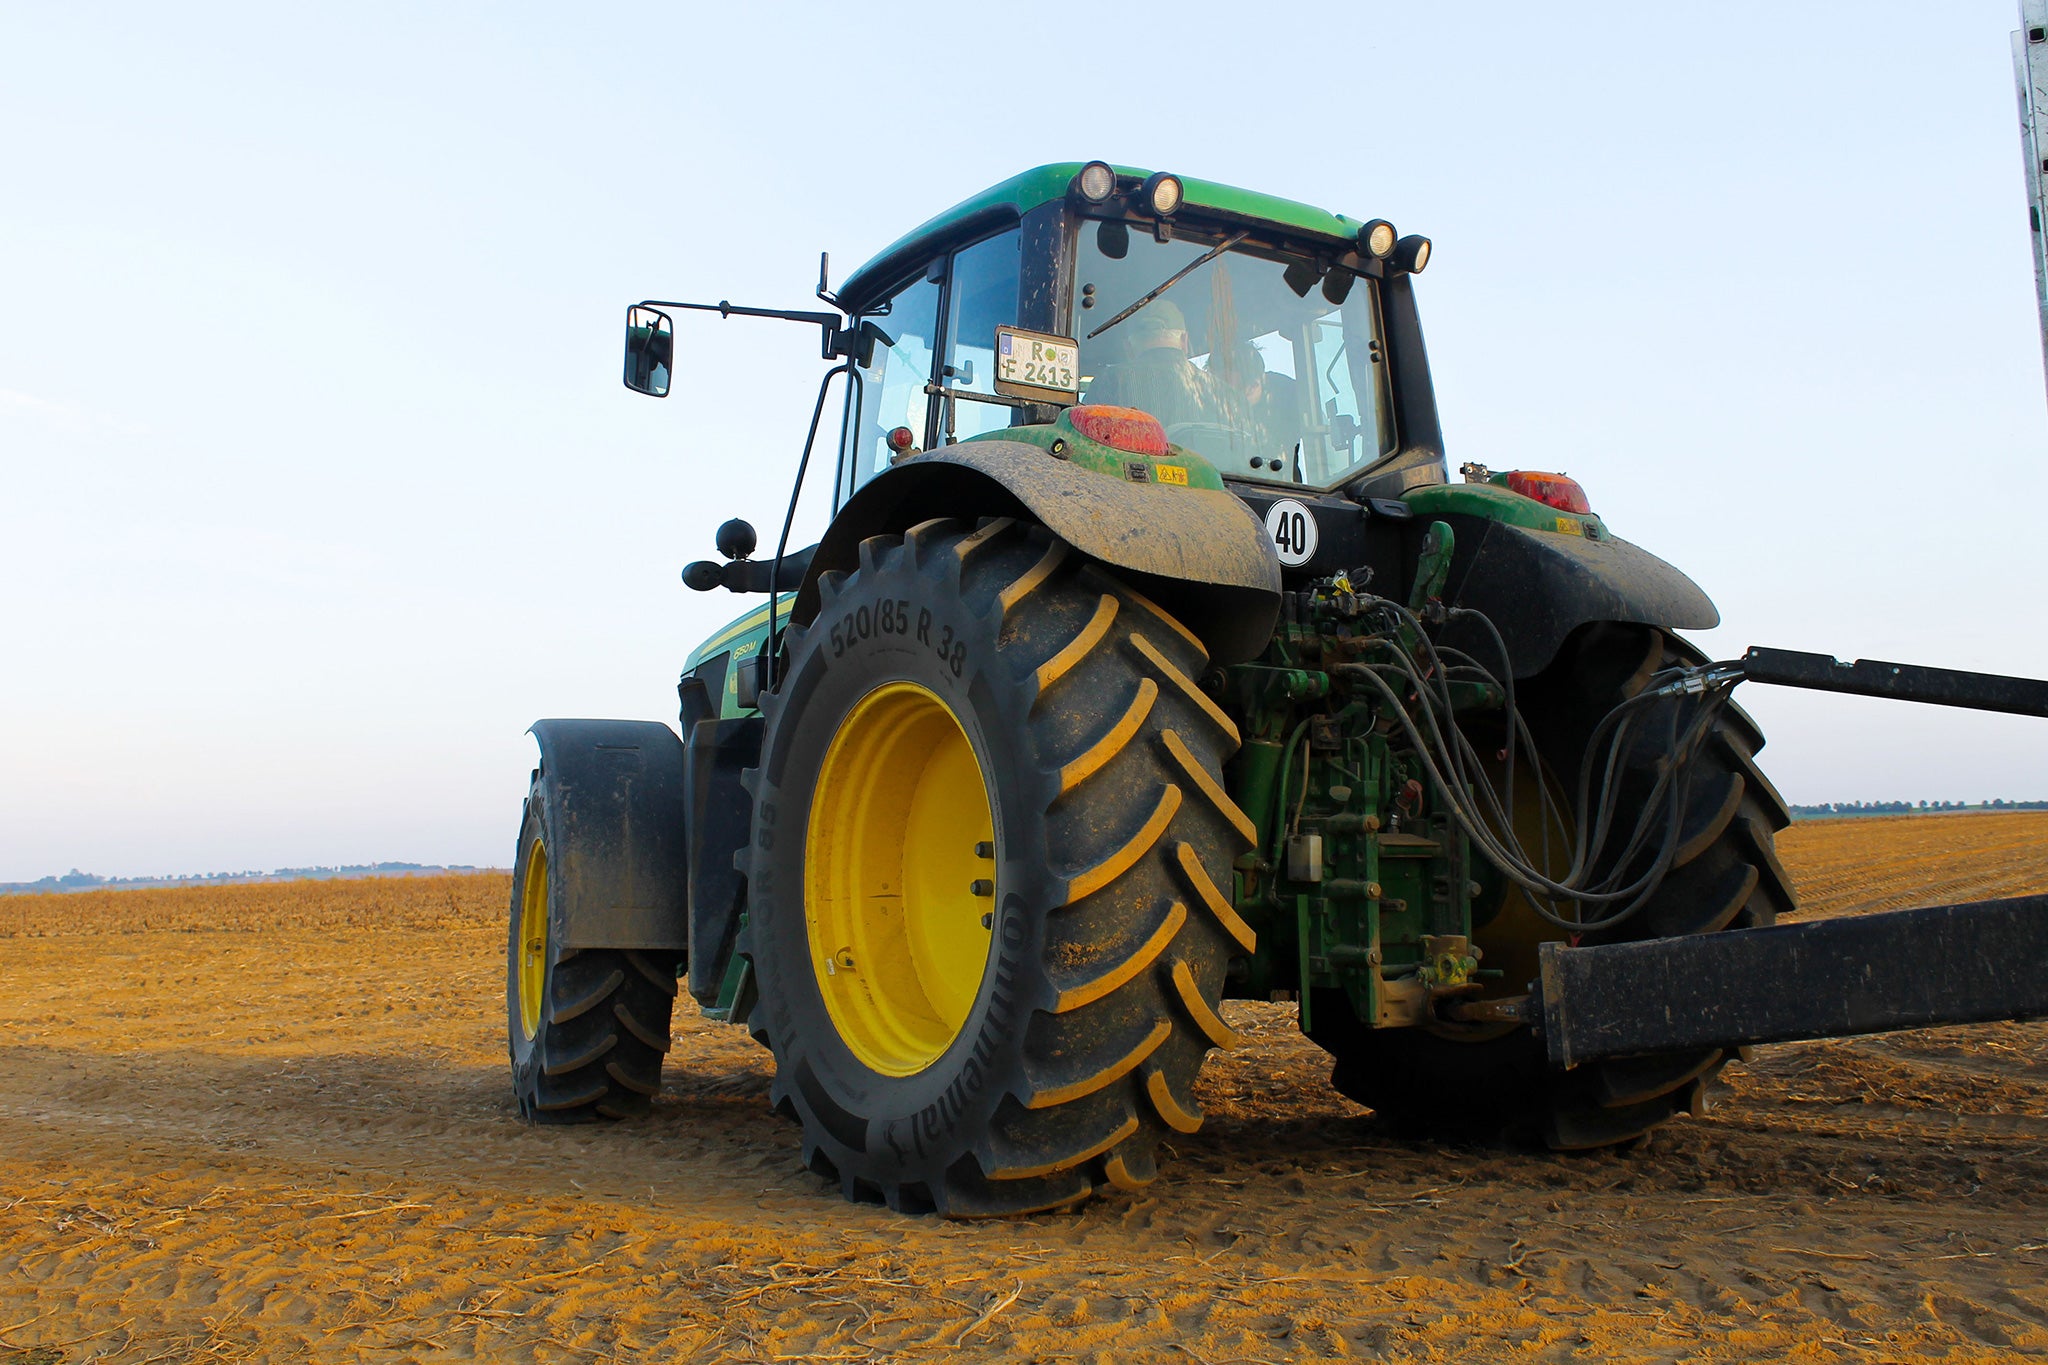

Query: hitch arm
<box><xmin>1740</xmin><ymin>647</ymin><xmax>2048</xmax><ymax>718</ymax></box>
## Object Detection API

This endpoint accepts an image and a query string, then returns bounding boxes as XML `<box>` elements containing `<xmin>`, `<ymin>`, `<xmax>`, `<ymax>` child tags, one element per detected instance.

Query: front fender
<box><xmin>526</xmin><ymin>719</ymin><xmax>689</xmax><ymax>951</ymax></box>
<box><xmin>1435</xmin><ymin>515</ymin><xmax>1720</xmax><ymax>676</ymax></box>
<box><xmin>797</xmin><ymin>441</ymin><xmax>1282</xmax><ymax>666</ymax></box>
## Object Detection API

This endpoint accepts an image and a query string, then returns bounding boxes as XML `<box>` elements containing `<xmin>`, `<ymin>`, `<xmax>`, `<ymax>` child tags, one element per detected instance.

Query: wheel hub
<box><xmin>804</xmin><ymin>681</ymin><xmax>997</xmax><ymax>1076</ymax></box>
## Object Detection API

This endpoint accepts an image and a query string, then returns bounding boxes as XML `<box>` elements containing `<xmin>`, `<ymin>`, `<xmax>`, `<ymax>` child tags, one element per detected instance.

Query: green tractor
<box><xmin>509</xmin><ymin>162</ymin><xmax>2048</xmax><ymax>1216</ymax></box>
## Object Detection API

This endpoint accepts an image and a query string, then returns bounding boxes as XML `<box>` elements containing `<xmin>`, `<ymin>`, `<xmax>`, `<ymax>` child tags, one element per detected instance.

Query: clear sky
<box><xmin>5</xmin><ymin>1</ymin><xmax>2046</xmax><ymax>882</ymax></box>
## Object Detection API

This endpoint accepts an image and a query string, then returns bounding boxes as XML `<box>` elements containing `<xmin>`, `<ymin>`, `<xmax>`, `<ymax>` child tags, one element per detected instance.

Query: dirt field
<box><xmin>2</xmin><ymin>812</ymin><xmax>2046</xmax><ymax>1363</ymax></box>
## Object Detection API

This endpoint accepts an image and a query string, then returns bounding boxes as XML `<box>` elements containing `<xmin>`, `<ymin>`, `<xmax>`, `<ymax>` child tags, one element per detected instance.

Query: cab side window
<box><xmin>940</xmin><ymin>228</ymin><xmax>1022</xmax><ymax>443</ymax></box>
<box><xmin>841</xmin><ymin>271</ymin><xmax>941</xmax><ymax>501</ymax></box>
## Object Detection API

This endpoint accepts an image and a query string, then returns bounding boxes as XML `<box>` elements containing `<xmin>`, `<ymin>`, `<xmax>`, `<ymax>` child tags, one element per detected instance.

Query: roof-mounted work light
<box><xmin>1359</xmin><ymin>219</ymin><xmax>1397</xmax><ymax>259</ymax></box>
<box><xmin>1394</xmin><ymin>234</ymin><xmax>1432</xmax><ymax>273</ymax></box>
<box><xmin>1139</xmin><ymin>171</ymin><xmax>1183</xmax><ymax>217</ymax></box>
<box><xmin>1075</xmin><ymin>161</ymin><xmax>1117</xmax><ymax>203</ymax></box>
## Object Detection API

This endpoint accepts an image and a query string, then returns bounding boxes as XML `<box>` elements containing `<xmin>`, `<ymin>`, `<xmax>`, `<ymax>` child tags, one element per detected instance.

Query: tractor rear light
<box><xmin>1504</xmin><ymin>470</ymin><xmax>1591</xmax><ymax>514</ymax></box>
<box><xmin>1067</xmin><ymin>404</ymin><xmax>1168</xmax><ymax>458</ymax></box>
<box><xmin>1075</xmin><ymin>161</ymin><xmax>1117</xmax><ymax>203</ymax></box>
<box><xmin>886</xmin><ymin>426</ymin><xmax>916</xmax><ymax>455</ymax></box>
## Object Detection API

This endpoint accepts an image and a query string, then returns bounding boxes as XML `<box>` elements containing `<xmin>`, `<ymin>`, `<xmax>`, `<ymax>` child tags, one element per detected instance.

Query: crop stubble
<box><xmin>1</xmin><ymin>813</ymin><xmax>2045</xmax><ymax>1362</ymax></box>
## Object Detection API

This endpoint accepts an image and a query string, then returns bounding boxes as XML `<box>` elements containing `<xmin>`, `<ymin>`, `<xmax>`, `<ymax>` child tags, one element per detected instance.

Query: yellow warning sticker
<box><xmin>1156</xmin><ymin>464</ymin><xmax>1189</xmax><ymax>486</ymax></box>
<box><xmin>1554</xmin><ymin>515</ymin><xmax>1585</xmax><ymax>536</ymax></box>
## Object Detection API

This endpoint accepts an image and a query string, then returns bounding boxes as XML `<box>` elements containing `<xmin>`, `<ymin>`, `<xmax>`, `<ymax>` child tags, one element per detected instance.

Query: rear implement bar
<box><xmin>1526</xmin><ymin>644</ymin><xmax>2048</xmax><ymax>1071</ymax></box>
<box><xmin>1536</xmin><ymin>895</ymin><xmax>2048</xmax><ymax>1069</ymax></box>
<box><xmin>1740</xmin><ymin>646</ymin><xmax>2048</xmax><ymax>717</ymax></box>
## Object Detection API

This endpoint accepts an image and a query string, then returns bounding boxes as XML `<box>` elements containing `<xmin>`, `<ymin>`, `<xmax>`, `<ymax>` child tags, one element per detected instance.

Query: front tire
<box><xmin>740</xmin><ymin>518</ymin><xmax>1257</xmax><ymax>1215</ymax></box>
<box><xmin>506</xmin><ymin>772</ymin><xmax>679</xmax><ymax>1122</ymax></box>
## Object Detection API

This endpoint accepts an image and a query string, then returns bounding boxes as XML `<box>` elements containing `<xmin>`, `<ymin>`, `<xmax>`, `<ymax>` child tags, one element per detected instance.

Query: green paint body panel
<box><xmin>961</xmin><ymin>409</ymin><xmax>1227</xmax><ymax>491</ymax></box>
<box><xmin>683</xmin><ymin>598</ymin><xmax>791</xmax><ymax>719</ymax></box>
<box><xmin>839</xmin><ymin>162</ymin><xmax>1372</xmax><ymax>304</ymax></box>
<box><xmin>684</xmin><ymin>600</ymin><xmax>773</xmax><ymax>671</ymax></box>
<box><xmin>1404</xmin><ymin>482</ymin><xmax>1608</xmax><ymax>540</ymax></box>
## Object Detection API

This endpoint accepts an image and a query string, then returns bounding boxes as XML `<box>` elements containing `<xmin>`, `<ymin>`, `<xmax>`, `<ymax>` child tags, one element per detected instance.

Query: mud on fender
<box><xmin>790</xmin><ymin>441</ymin><xmax>1282</xmax><ymax>667</ymax></box>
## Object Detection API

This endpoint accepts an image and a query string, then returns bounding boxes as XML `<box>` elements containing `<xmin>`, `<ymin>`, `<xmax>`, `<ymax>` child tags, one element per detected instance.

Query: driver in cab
<box><xmin>1086</xmin><ymin>299</ymin><xmax>1224</xmax><ymax>429</ymax></box>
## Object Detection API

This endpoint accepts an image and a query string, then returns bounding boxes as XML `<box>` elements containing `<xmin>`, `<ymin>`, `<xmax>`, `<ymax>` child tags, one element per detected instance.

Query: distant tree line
<box><xmin>0</xmin><ymin>862</ymin><xmax>489</xmax><ymax>896</ymax></box>
<box><xmin>1790</xmin><ymin>799</ymin><xmax>2048</xmax><ymax>818</ymax></box>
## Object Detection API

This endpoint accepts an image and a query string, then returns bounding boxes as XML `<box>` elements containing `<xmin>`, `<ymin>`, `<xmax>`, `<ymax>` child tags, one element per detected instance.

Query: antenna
<box><xmin>817</xmin><ymin>251</ymin><xmax>840</xmax><ymax>309</ymax></box>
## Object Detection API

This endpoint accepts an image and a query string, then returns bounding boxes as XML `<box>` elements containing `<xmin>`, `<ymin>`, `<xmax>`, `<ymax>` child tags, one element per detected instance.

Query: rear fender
<box><xmin>1431</xmin><ymin>515</ymin><xmax>1719</xmax><ymax>677</ymax></box>
<box><xmin>797</xmin><ymin>441</ymin><xmax>1283</xmax><ymax>666</ymax></box>
<box><xmin>526</xmin><ymin>719</ymin><xmax>689</xmax><ymax>951</ymax></box>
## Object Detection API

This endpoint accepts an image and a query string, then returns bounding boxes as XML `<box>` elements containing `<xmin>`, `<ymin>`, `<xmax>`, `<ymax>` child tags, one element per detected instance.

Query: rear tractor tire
<box><xmin>506</xmin><ymin>771</ymin><xmax>680</xmax><ymax>1122</ymax></box>
<box><xmin>738</xmin><ymin>518</ymin><xmax>1257</xmax><ymax>1215</ymax></box>
<box><xmin>1312</xmin><ymin>623</ymin><xmax>1796</xmax><ymax>1150</ymax></box>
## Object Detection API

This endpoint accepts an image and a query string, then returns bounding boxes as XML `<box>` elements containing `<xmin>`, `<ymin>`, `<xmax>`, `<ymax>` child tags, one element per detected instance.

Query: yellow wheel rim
<box><xmin>518</xmin><ymin>836</ymin><xmax>549</xmax><ymax>1040</ymax></box>
<box><xmin>805</xmin><ymin>681</ymin><xmax>997</xmax><ymax>1076</ymax></box>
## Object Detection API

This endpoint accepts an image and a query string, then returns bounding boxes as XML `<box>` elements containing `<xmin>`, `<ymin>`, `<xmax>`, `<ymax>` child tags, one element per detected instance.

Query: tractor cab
<box><xmin>827</xmin><ymin>162</ymin><xmax>1443</xmax><ymax>509</ymax></box>
<box><xmin>650</xmin><ymin>163</ymin><xmax>1453</xmax><ymax>706</ymax></box>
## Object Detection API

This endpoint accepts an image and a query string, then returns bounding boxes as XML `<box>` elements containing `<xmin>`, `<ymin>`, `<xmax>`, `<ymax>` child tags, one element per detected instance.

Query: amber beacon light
<box><xmin>1504</xmin><ymin>470</ymin><xmax>1592</xmax><ymax>514</ymax></box>
<box><xmin>1067</xmin><ymin>404</ymin><xmax>1169</xmax><ymax>458</ymax></box>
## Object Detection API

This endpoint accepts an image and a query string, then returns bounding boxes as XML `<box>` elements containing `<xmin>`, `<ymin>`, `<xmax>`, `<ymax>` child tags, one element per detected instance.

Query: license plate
<box><xmin>994</xmin><ymin>327</ymin><xmax>1080</xmax><ymax>403</ymax></box>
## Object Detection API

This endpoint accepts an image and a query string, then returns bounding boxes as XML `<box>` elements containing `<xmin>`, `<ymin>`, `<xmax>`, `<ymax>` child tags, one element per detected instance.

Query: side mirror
<box><xmin>623</xmin><ymin>305</ymin><xmax>673</xmax><ymax>397</ymax></box>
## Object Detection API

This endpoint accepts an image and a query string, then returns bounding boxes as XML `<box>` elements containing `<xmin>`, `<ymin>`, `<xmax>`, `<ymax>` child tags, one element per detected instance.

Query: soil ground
<box><xmin>2</xmin><ymin>812</ymin><xmax>2046</xmax><ymax>1363</ymax></box>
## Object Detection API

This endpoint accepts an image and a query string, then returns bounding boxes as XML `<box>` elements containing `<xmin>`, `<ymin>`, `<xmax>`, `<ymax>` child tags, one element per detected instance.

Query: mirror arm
<box><xmin>637</xmin><ymin>298</ymin><xmax>865</xmax><ymax>365</ymax></box>
<box><xmin>637</xmin><ymin>297</ymin><xmax>840</xmax><ymax>328</ymax></box>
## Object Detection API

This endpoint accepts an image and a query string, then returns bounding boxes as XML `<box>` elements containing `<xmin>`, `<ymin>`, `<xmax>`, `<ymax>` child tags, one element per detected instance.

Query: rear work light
<box><xmin>1139</xmin><ymin>171</ymin><xmax>1183</xmax><ymax>217</ymax></box>
<box><xmin>1067</xmin><ymin>404</ymin><xmax>1168</xmax><ymax>458</ymax></box>
<box><xmin>1075</xmin><ymin>161</ymin><xmax>1117</xmax><ymax>203</ymax></box>
<box><xmin>1359</xmin><ymin>219</ymin><xmax>1397</xmax><ymax>258</ymax></box>
<box><xmin>1504</xmin><ymin>470</ymin><xmax>1591</xmax><ymax>514</ymax></box>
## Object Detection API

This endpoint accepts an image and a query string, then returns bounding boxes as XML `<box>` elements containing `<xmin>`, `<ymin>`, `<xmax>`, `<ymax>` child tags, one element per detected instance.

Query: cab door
<box><xmin>834</xmin><ymin>227</ymin><xmax>1025</xmax><ymax>511</ymax></box>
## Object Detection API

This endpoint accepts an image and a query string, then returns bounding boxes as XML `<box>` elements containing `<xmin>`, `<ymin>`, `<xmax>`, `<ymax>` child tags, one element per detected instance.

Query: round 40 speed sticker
<box><xmin>1263</xmin><ymin>498</ymin><xmax>1319</xmax><ymax>567</ymax></box>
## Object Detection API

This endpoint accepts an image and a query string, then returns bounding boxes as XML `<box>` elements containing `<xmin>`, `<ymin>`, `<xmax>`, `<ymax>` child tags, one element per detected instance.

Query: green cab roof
<box><xmin>837</xmin><ymin>162</ymin><xmax>1370</xmax><ymax>306</ymax></box>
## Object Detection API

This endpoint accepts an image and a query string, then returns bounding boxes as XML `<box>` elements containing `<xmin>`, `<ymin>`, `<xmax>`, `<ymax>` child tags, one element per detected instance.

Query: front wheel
<box><xmin>739</xmin><ymin>518</ymin><xmax>1257</xmax><ymax>1215</ymax></box>
<box><xmin>506</xmin><ymin>771</ymin><xmax>679</xmax><ymax>1122</ymax></box>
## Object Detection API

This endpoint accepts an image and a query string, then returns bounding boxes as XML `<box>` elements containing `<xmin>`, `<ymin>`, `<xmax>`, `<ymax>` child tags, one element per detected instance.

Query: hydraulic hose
<box><xmin>1327</xmin><ymin>606</ymin><xmax>1745</xmax><ymax>933</ymax></box>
